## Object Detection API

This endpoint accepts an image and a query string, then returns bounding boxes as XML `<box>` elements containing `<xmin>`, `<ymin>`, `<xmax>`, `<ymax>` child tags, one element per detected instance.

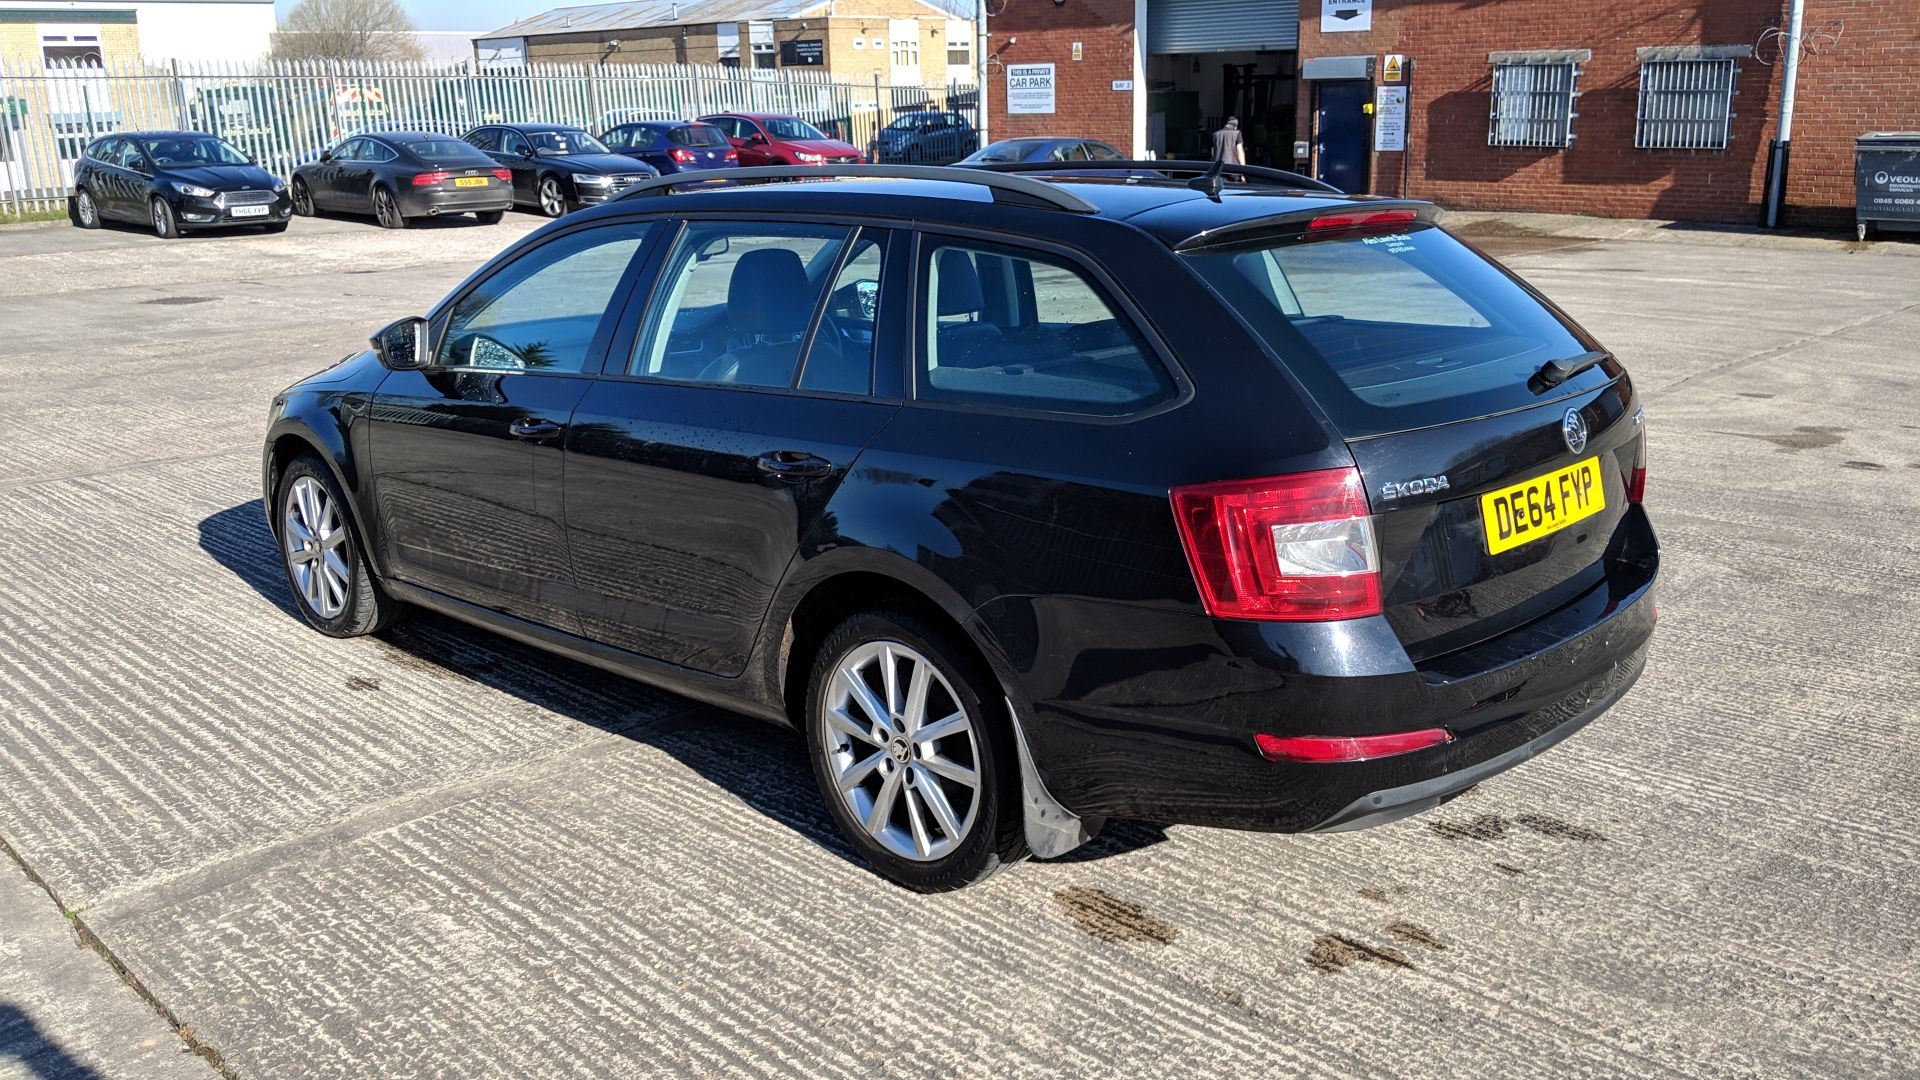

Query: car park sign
<box><xmin>1007</xmin><ymin>63</ymin><xmax>1055</xmax><ymax>115</ymax></box>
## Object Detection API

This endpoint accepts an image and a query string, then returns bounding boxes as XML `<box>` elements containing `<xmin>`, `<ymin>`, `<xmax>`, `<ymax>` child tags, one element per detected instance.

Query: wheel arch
<box><xmin>263</xmin><ymin>416</ymin><xmax>385</xmax><ymax>576</ymax></box>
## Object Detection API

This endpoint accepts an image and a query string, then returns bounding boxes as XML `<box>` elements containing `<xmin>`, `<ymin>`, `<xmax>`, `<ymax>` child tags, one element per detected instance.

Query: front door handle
<box><xmin>756</xmin><ymin>450</ymin><xmax>833</xmax><ymax>481</ymax></box>
<box><xmin>510</xmin><ymin>418</ymin><xmax>561</xmax><ymax>440</ymax></box>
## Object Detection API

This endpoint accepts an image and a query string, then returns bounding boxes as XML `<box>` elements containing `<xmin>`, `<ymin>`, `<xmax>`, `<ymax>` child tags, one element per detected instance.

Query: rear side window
<box><xmin>1184</xmin><ymin>224</ymin><xmax>1604</xmax><ymax>436</ymax></box>
<box><xmin>670</xmin><ymin>125</ymin><xmax>727</xmax><ymax>148</ymax></box>
<box><xmin>917</xmin><ymin>240</ymin><xmax>1174</xmax><ymax>416</ymax></box>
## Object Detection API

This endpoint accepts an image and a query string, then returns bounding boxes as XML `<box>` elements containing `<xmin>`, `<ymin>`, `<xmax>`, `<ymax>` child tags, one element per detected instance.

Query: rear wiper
<box><xmin>1530</xmin><ymin>350</ymin><xmax>1611</xmax><ymax>392</ymax></box>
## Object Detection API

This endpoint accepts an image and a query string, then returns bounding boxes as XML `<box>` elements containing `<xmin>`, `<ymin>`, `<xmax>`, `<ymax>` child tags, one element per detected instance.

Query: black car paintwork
<box><xmin>266</xmin><ymin>174</ymin><xmax>1657</xmax><ymax>833</ymax></box>
<box><xmin>464</xmin><ymin>124</ymin><xmax>659</xmax><ymax>209</ymax></box>
<box><xmin>292</xmin><ymin>132</ymin><xmax>510</xmax><ymax>221</ymax></box>
<box><xmin>73</xmin><ymin>130</ymin><xmax>291</xmax><ymax>232</ymax></box>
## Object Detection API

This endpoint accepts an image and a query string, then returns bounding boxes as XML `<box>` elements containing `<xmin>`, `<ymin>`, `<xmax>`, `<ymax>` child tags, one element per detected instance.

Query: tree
<box><xmin>271</xmin><ymin>0</ymin><xmax>424</xmax><ymax>63</ymax></box>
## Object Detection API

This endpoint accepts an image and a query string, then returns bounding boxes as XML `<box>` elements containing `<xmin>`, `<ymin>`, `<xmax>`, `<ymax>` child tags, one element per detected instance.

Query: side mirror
<box><xmin>372</xmin><ymin>316</ymin><xmax>432</xmax><ymax>370</ymax></box>
<box><xmin>318</xmin><ymin>150</ymin><xmax>333</xmax><ymax>163</ymax></box>
<box><xmin>748</xmin><ymin>133</ymin><xmax>769</xmax><ymax>145</ymax></box>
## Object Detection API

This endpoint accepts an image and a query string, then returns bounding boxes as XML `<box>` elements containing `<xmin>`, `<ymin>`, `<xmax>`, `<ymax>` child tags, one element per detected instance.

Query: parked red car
<box><xmin>699</xmin><ymin>112</ymin><xmax>866</xmax><ymax>166</ymax></box>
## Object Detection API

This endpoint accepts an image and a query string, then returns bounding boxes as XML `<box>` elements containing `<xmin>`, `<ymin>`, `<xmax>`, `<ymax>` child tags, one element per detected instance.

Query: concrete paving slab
<box><xmin>0</xmin><ymin>209</ymin><xmax>1916</xmax><ymax>1079</ymax></box>
<box><xmin>0</xmin><ymin>857</ymin><xmax>210</xmax><ymax>1080</ymax></box>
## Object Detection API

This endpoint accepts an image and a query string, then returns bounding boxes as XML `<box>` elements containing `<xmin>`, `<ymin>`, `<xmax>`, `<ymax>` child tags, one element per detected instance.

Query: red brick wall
<box><xmin>1294</xmin><ymin>0</ymin><xmax>1920</xmax><ymax>227</ymax></box>
<box><xmin>986</xmin><ymin>0</ymin><xmax>1135</xmax><ymax>152</ymax></box>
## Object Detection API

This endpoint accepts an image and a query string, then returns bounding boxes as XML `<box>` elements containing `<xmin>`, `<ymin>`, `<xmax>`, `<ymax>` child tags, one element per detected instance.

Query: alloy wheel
<box><xmin>293</xmin><ymin>179</ymin><xmax>313</xmax><ymax>216</ymax></box>
<box><xmin>77</xmin><ymin>190</ymin><xmax>97</xmax><ymax>226</ymax></box>
<box><xmin>374</xmin><ymin>188</ymin><xmax>400</xmax><ymax>228</ymax></box>
<box><xmin>539</xmin><ymin>176</ymin><xmax>566</xmax><ymax>217</ymax></box>
<box><xmin>151</xmin><ymin>198</ymin><xmax>174</xmax><ymax>237</ymax></box>
<box><xmin>819</xmin><ymin>640</ymin><xmax>981</xmax><ymax>861</ymax></box>
<box><xmin>283</xmin><ymin>475</ymin><xmax>350</xmax><ymax>619</ymax></box>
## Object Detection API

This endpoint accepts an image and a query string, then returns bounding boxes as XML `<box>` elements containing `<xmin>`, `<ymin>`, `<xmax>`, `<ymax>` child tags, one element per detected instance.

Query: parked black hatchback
<box><xmin>72</xmin><ymin>130</ymin><xmax>291</xmax><ymax>238</ymax></box>
<box><xmin>263</xmin><ymin>163</ymin><xmax>1657</xmax><ymax>891</ymax></box>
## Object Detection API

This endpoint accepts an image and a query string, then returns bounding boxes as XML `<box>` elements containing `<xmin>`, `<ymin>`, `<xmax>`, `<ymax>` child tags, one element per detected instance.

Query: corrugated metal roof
<box><xmin>485</xmin><ymin>0</ymin><xmax>971</xmax><ymax>40</ymax></box>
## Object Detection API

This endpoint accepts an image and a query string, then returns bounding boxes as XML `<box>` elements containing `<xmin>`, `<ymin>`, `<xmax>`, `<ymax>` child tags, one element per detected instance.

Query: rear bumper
<box><xmin>973</xmin><ymin>515</ymin><xmax>1658</xmax><ymax>832</ymax></box>
<box><xmin>395</xmin><ymin>186</ymin><xmax>512</xmax><ymax>217</ymax></box>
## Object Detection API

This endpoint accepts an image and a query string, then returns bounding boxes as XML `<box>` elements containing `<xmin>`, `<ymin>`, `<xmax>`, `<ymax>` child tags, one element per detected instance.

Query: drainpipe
<box><xmin>1763</xmin><ymin>0</ymin><xmax>1804</xmax><ymax>229</ymax></box>
<box><xmin>975</xmin><ymin>0</ymin><xmax>989</xmax><ymax>146</ymax></box>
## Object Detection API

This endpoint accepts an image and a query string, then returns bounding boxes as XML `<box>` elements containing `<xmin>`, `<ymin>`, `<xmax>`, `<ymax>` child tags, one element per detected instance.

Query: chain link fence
<box><xmin>0</xmin><ymin>56</ymin><xmax>978</xmax><ymax>214</ymax></box>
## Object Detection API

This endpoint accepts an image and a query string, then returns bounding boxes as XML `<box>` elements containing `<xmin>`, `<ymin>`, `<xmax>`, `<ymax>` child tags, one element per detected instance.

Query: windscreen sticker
<box><xmin>1361</xmin><ymin>232</ymin><xmax>1417</xmax><ymax>254</ymax></box>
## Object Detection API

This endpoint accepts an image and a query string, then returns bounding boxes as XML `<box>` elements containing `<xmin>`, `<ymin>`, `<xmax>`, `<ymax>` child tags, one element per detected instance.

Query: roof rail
<box><xmin>971</xmin><ymin>159</ymin><xmax>1342</xmax><ymax>195</ymax></box>
<box><xmin>614</xmin><ymin>164</ymin><xmax>1102</xmax><ymax>214</ymax></box>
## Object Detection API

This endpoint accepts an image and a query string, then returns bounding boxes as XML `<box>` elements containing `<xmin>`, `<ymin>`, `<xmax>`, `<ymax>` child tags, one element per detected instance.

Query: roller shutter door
<box><xmin>1148</xmin><ymin>0</ymin><xmax>1298</xmax><ymax>55</ymax></box>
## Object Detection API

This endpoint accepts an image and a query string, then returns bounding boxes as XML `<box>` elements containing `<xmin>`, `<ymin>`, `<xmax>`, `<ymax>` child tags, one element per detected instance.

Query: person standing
<box><xmin>1212</xmin><ymin>117</ymin><xmax>1246</xmax><ymax>165</ymax></box>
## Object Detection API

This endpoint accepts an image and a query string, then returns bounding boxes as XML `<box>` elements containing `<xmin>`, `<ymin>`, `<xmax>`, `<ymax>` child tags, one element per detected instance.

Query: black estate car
<box><xmin>462</xmin><ymin>123</ymin><xmax>659</xmax><ymax>217</ymax></box>
<box><xmin>72</xmin><ymin>130</ymin><xmax>291</xmax><ymax>238</ymax></box>
<box><xmin>263</xmin><ymin>162</ymin><xmax>1657</xmax><ymax>891</ymax></box>
<box><xmin>291</xmin><ymin>132</ymin><xmax>512</xmax><ymax>229</ymax></box>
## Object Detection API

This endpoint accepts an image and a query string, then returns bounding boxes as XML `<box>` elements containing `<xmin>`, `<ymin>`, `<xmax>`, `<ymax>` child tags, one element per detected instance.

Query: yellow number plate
<box><xmin>454</xmin><ymin>176</ymin><xmax>488</xmax><ymax>187</ymax></box>
<box><xmin>1480</xmin><ymin>457</ymin><xmax>1605</xmax><ymax>555</ymax></box>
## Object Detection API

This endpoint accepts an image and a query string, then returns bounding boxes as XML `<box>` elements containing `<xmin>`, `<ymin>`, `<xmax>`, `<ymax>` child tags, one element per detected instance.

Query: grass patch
<box><xmin>1</xmin><ymin>205</ymin><xmax>71</xmax><ymax>225</ymax></box>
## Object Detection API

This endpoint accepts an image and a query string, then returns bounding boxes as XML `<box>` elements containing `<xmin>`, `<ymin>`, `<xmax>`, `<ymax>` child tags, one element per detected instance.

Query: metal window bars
<box><xmin>1636</xmin><ymin>58</ymin><xmax>1738</xmax><ymax>151</ymax></box>
<box><xmin>1488</xmin><ymin>62</ymin><xmax>1579</xmax><ymax>149</ymax></box>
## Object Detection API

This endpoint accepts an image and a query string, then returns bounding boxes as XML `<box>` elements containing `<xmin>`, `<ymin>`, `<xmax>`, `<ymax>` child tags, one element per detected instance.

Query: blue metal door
<box><xmin>1314</xmin><ymin>80</ymin><xmax>1372</xmax><ymax>194</ymax></box>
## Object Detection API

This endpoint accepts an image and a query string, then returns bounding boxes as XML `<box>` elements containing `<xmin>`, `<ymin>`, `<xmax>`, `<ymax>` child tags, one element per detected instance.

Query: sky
<box><xmin>273</xmin><ymin>0</ymin><xmax>541</xmax><ymax>33</ymax></box>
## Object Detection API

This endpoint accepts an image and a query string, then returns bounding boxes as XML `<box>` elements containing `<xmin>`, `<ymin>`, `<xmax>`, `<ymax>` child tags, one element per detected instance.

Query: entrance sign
<box><xmin>1374</xmin><ymin>85</ymin><xmax>1407</xmax><ymax>151</ymax></box>
<box><xmin>1322</xmin><ymin>0</ymin><xmax>1372</xmax><ymax>33</ymax></box>
<box><xmin>1007</xmin><ymin>63</ymin><xmax>1056</xmax><ymax>115</ymax></box>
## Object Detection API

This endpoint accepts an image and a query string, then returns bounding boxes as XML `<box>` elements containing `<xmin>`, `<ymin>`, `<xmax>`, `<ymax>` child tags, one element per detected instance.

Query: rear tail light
<box><xmin>410</xmin><ymin>170</ymin><xmax>451</xmax><ymax>187</ymax></box>
<box><xmin>1169</xmin><ymin>467</ymin><xmax>1382</xmax><ymax>621</ymax></box>
<box><xmin>1626</xmin><ymin>427</ymin><xmax>1648</xmax><ymax>504</ymax></box>
<box><xmin>1307</xmin><ymin>207</ymin><xmax>1418</xmax><ymax>232</ymax></box>
<box><xmin>670</xmin><ymin>148</ymin><xmax>695</xmax><ymax>163</ymax></box>
<box><xmin>725</xmin><ymin>149</ymin><xmax>739</xmax><ymax>162</ymax></box>
<box><xmin>491</xmin><ymin>168</ymin><xmax>513</xmax><ymax>183</ymax></box>
<box><xmin>1255</xmin><ymin>728</ymin><xmax>1452</xmax><ymax>763</ymax></box>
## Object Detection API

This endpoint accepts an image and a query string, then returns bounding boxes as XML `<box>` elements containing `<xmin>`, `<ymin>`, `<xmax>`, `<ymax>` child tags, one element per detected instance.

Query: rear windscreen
<box><xmin>404</xmin><ymin>139</ymin><xmax>490</xmax><ymax>164</ymax></box>
<box><xmin>1184</xmin><ymin>224</ymin><xmax>1612</xmax><ymax>436</ymax></box>
<box><xmin>669</xmin><ymin>125</ymin><xmax>727</xmax><ymax>148</ymax></box>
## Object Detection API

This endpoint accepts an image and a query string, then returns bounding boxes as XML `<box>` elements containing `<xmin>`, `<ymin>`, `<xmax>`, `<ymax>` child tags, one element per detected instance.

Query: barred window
<box><xmin>1636</xmin><ymin>57</ymin><xmax>1739</xmax><ymax>150</ymax></box>
<box><xmin>1488</xmin><ymin>60</ymin><xmax>1580</xmax><ymax>149</ymax></box>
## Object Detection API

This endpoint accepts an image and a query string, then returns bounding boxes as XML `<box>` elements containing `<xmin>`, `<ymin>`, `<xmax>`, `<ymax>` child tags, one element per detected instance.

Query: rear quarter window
<box><xmin>1185</xmin><ymin>224</ymin><xmax>1610</xmax><ymax>436</ymax></box>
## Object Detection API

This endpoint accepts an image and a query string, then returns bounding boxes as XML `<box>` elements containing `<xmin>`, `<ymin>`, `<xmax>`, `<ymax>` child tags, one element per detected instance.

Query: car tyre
<box><xmin>372</xmin><ymin>185</ymin><xmax>406</xmax><ymax>229</ymax></box>
<box><xmin>291</xmin><ymin>177</ymin><xmax>316</xmax><ymax>217</ymax></box>
<box><xmin>275</xmin><ymin>453</ymin><xmax>400</xmax><ymax>638</ymax></box>
<box><xmin>73</xmin><ymin>188</ymin><xmax>101</xmax><ymax>229</ymax></box>
<box><xmin>473</xmin><ymin>209</ymin><xmax>506</xmax><ymax>224</ymax></box>
<box><xmin>149</xmin><ymin>196</ymin><xmax>180</xmax><ymax>240</ymax></box>
<box><xmin>805</xmin><ymin>609</ymin><xmax>1028</xmax><ymax>892</ymax></box>
<box><xmin>536</xmin><ymin>175</ymin><xmax>568</xmax><ymax>217</ymax></box>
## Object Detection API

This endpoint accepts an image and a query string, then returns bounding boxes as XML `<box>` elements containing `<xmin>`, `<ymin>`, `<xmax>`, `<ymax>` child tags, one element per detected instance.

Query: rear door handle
<box><xmin>510</xmin><ymin>418</ymin><xmax>561</xmax><ymax>440</ymax></box>
<box><xmin>755</xmin><ymin>450</ymin><xmax>833</xmax><ymax>481</ymax></box>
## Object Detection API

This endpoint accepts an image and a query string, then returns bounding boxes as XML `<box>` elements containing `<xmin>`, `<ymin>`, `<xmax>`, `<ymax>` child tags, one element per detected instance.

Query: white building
<box><xmin>0</xmin><ymin>0</ymin><xmax>276</xmax><ymax>65</ymax></box>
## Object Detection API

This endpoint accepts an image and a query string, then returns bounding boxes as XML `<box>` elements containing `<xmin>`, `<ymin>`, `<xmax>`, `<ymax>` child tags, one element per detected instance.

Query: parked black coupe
<box><xmin>462</xmin><ymin>124</ymin><xmax>658</xmax><ymax>217</ymax></box>
<box><xmin>71</xmin><ymin>130</ymin><xmax>291</xmax><ymax>239</ymax></box>
<box><xmin>291</xmin><ymin>132</ymin><xmax>512</xmax><ymax>229</ymax></box>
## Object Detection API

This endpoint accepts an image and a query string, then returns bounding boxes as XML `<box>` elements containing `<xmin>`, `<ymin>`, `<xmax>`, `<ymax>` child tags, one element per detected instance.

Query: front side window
<box><xmin>501</xmin><ymin>131</ymin><xmax>530</xmax><ymax>156</ymax></box>
<box><xmin>1489</xmin><ymin>59</ymin><xmax>1581</xmax><ymax>148</ymax></box>
<box><xmin>333</xmin><ymin>138</ymin><xmax>368</xmax><ymax>162</ymax></box>
<box><xmin>1086</xmin><ymin>142</ymin><xmax>1123</xmax><ymax>161</ymax></box>
<box><xmin>629</xmin><ymin>222</ymin><xmax>853</xmax><ymax>388</ymax></box>
<box><xmin>917</xmin><ymin>240</ymin><xmax>1173</xmax><ymax>415</ymax></box>
<box><xmin>763</xmin><ymin>117</ymin><xmax>826</xmax><ymax>141</ymax></box>
<box><xmin>438</xmin><ymin>223</ymin><xmax>652</xmax><ymax>373</ymax></box>
<box><xmin>801</xmin><ymin>233</ymin><xmax>885</xmax><ymax>395</ymax></box>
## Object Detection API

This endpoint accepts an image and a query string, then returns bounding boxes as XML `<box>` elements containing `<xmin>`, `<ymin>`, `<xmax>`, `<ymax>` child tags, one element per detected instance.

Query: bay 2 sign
<box><xmin>1007</xmin><ymin>63</ymin><xmax>1056</xmax><ymax>115</ymax></box>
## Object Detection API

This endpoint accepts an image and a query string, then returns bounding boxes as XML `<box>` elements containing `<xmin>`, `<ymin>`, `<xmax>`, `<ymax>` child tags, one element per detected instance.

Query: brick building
<box><xmin>477</xmin><ymin>0</ymin><xmax>977</xmax><ymax>88</ymax></box>
<box><xmin>982</xmin><ymin>0</ymin><xmax>1920</xmax><ymax>228</ymax></box>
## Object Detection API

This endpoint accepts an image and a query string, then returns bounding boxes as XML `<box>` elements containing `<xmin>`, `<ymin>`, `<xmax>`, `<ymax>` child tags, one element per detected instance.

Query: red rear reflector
<box><xmin>1169</xmin><ymin>467</ymin><xmax>1382</xmax><ymax>621</ymax></box>
<box><xmin>1255</xmin><ymin>729</ymin><xmax>1452</xmax><ymax>763</ymax></box>
<box><xmin>1626</xmin><ymin>465</ymin><xmax>1647</xmax><ymax>504</ymax></box>
<box><xmin>411</xmin><ymin>170</ymin><xmax>451</xmax><ymax>187</ymax></box>
<box><xmin>491</xmin><ymin>168</ymin><xmax>513</xmax><ymax>183</ymax></box>
<box><xmin>1307</xmin><ymin>207</ymin><xmax>1418</xmax><ymax>231</ymax></box>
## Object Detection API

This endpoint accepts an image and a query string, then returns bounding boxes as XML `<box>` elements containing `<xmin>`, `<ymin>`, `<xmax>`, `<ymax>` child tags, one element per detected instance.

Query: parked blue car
<box><xmin>600</xmin><ymin>121</ymin><xmax>739</xmax><ymax>174</ymax></box>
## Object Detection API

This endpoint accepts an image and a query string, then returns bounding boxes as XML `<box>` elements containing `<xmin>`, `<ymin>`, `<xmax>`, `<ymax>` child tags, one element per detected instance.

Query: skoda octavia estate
<box><xmin>263</xmin><ymin>162</ymin><xmax>1657</xmax><ymax>891</ymax></box>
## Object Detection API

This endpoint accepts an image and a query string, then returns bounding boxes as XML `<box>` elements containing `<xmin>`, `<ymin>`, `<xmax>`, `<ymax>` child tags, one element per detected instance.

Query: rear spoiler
<box><xmin>1172</xmin><ymin>202</ymin><xmax>1444</xmax><ymax>252</ymax></box>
